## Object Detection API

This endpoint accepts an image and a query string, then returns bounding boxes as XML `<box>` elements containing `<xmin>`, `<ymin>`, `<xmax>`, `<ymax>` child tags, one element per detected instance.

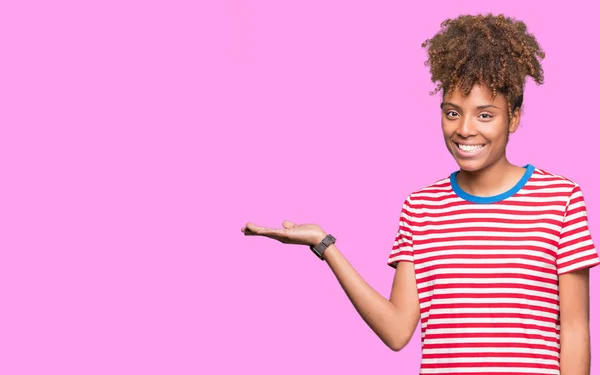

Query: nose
<box><xmin>456</xmin><ymin>117</ymin><xmax>478</xmax><ymax>138</ymax></box>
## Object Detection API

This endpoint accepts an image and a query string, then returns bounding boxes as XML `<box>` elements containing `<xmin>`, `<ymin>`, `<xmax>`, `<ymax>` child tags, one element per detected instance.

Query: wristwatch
<box><xmin>309</xmin><ymin>234</ymin><xmax>336</xmax><ymax>260</ymax></box>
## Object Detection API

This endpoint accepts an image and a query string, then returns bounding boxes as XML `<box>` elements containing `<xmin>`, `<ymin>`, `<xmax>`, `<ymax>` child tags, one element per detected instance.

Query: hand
<box><xmin>241</xmin><ymin>220</ymin><xmax>327</xmax><ymax>247</ymax></box>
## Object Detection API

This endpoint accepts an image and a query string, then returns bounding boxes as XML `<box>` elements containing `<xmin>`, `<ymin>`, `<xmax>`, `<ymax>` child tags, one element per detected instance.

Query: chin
<box><xmin>454</xmin><ymin>158</ymin><xmax>488</xmax><ymax>172</ymax></box>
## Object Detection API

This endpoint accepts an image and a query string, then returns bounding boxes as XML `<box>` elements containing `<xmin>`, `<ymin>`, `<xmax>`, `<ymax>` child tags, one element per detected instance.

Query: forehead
<box><xmin>443</xmin><ymin>83</ymin><xmax>507</xmax><ymax>108</ymax></box>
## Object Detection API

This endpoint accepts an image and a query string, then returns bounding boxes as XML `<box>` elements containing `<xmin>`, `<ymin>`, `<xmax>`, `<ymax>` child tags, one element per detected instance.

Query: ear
<box><xmin>509</xmin><ymin>107</ymin><xmax>521</xmax><ymax>133</ymax></box>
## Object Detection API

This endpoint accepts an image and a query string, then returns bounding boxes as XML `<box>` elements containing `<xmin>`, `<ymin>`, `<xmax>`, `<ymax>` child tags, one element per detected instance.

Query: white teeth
<box><xmin>458</xmin><ymin>144</ymin><xmax>484</xmax><ymax>152</ymax></box>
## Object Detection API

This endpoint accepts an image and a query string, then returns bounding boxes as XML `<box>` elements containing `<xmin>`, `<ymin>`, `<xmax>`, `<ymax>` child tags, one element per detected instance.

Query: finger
<box><xmin>261</xmin><ymin>227</ymin><xmax>286</xmax><ymax>237</ymax></box>
<box><xmin>243</xmin><ymin>223</ymin><xmax>263</xmax><ymax>236</ymax></box>
<box><xmin>242</xmin><ymin>227</ymin><xmax>259</xmax><ymax>236</ymax></box>
<box><xmin>245</xmin><ymin>222</ymin><xmax>265</xmax><ymax>233</ymax></box>
<box><xmin>282</xmin><ymin>220</ymin><xmax>295</xmax><ymax>229</ymax></box>
<box><xmin>245</xmin><ymin>222</ymin><xmax>285</xmax><ymax>237</ymax></box>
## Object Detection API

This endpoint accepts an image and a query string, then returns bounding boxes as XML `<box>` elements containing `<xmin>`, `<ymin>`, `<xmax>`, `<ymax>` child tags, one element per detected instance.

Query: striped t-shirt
<box><xmin>387</xmin><ymin>164</ymin><xmax>600</xmax><ymax>374</ymax></box>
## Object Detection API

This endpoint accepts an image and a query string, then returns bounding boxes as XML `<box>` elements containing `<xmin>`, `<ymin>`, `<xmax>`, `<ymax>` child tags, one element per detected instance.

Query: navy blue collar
<box><xmin>450</xmin><ymin>164</ymin><xmax>535</xmax><ymax>204</ymax></box>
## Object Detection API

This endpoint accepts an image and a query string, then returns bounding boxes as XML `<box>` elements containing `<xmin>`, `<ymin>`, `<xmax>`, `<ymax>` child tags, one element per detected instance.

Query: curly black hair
<box><xmin>422</xmin><ymin>13</ymin><xmax>545</xmax><ymax>119</ymax></box>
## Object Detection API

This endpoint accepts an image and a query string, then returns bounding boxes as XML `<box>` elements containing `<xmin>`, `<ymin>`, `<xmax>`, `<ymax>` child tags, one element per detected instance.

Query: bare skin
<box><xmin>241</xmin><ymin>221</ymin><xmax>420</xmax><ymax>351</ymax></box>
<box><xmin>441</xmin><ymin>83</ymin><xmax>525</xmax><ymax>196</ymax></box>
<box><xmin>442</xmin><ymin>84</ymin><xmax>592</xmax><ymax>373</ymax></box>
<box><xmin>242</xmin><ymin>85</ymin><xmax>592</xmax><ymax>371</ymax></box>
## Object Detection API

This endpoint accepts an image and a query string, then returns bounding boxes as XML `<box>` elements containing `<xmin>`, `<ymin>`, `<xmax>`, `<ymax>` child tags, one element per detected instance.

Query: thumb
<box><xmin>282</xmin><ymin>220</ymin><xmax>296</xmax><ymax>229</ymax></box>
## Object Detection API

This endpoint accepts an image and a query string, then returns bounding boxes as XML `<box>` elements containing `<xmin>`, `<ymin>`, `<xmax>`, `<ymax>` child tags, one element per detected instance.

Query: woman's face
<box><xmin>441</xmin><ymin>83</ymin><xmax>520</xmax><ymax>172</ymax></box>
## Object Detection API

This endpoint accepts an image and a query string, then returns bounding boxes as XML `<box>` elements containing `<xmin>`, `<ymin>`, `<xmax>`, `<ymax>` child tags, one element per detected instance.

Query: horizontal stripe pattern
<box><xmin>388</xmin><ymin>168</ymin><xmax>600</xmax><ymax>374</ymax></box>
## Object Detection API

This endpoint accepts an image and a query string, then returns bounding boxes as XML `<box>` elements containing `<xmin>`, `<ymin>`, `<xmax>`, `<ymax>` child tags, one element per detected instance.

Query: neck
<box><xmin>457</xmin><ymin>156</ymin><xmax>524</xmax><ymax>197</ymax></box>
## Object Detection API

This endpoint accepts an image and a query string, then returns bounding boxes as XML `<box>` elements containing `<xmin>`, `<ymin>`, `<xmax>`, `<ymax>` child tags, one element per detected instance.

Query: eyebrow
<box><xmin>440</xmin><ymin>102</ymin><xmax>501</xmax><ymax>110</ymax></box>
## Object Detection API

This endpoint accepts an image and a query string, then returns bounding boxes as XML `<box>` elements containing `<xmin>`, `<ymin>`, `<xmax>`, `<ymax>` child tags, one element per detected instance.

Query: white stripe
<box><xmin>563</xmin><ymin>209</ymin><xmax>588</xmax><ymax>222</ymax></box>
<box><xmin>422</xmin><ymin>346</ymin><xmax>558</xmax><ymax>357</ymax></box>
<box><xmin>558</xmin><ymin>257</ymin><xmax>599</xmax><ymax>274</ymax></box>
<box><xmin>560</xmin><ymin>220</ymin><xmax>589</xmax><ymax>238</ymax></box>
<box><xmin>409</xmin><ymin>198</ymin><xmax>567</xmax><ymax>210</ymax></box>
<box><xmin>390</xmin><ymin>242</ymin><xmax>412</xmax><ymax>250</ymax></box>
<box><xmin>415</xmin><ymin>258</ymin><xmax>557</xmax><ymax>272</ymax></box>
<box><xmin>411</xmin><ymin>192</ymin><xmax>459</xmax><ymax>200</ymax></box>
<box><xmin>417</xmin><ymin>230</ymin><xmax>560</xmax><ymax>242</ymax></box>
<box><xmin>558</xmin><ymin>241</ymin><xmax>595</xmax><ymax>258</ymax></box>
<box><xmin>416</xmin><ymin>268</ymin><xmax>558</xmax><ymax>282</ymax></box>
<box><xmin>418</xmin><ymin>287</ymin><xmax>558</xmax><ymax>302</ymax></box>
<box><xmin>414</xmin><ymin>249</ymin><xmax>556</xmax><ymax>264</ymax></box>
<box><xmin>418</xmin><ymin>297</ymin><xmax>559</xmax><ymax>310</ymax></box>
<box><xmin>423</xmin><ymin>336</ymin><xmax>560</xmax><ymax>348</ymax></box>
<box><xmin>518</xmin><ymin>186</ymin><xmax>573</xmax><ymax>194</ymax></box>
<box><xmin>415</xmin><ymin>239</ymin><xmax>559</xmax><ymax>251</ymax></box>
<box><xmin>425</xmin><ymin>317</ymin><xmax>558</xmax><ymax>329</ymax></box>
<box><xmin>421</xmin><ymin>356</ymin><xmax>558</xmax><ymax>365</ymax></box>
<box><xmin>528</xmin><ymin>175</ymin><xmax>571</xmax><ymax>183</ymax></box>
<box><xmin>421</xmin><ymin>307</ymin><xmax>559</xmax><ymax>320</ymax></box>
<box><xmin>420</xmin><ymin>367</ymin><xmax>559</xmax><ymax>374</ymax></box>
<box><xmin>417</xmin><ymin>277</ymin><xmax>558</xmax><ymax>289</ymax></box>
<box><xmin>388</xmin><ymin>255</ymin><xmax>412</xmax><ymax>264</ymax></box>
<box><xmin>424</xmin><ymin>327</ymin><xmax>559</xmax><ymax>339</ymax></box>
<box><xmin>414</xmin><ymin>220</ymin><xmax>561</xmax><ymax>232</ymax></box>
<box><xmin>410</xmin><ymin>212</ymin><xmax>564</xmax><ymax>224</ymax></box>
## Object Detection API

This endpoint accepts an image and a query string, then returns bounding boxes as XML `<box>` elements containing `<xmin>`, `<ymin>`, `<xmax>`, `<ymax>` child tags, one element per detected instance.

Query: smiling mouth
<box><xmin>456</xmin><ymin>143</ymin><xmax>485</xmax><ymax>153</ymax></box>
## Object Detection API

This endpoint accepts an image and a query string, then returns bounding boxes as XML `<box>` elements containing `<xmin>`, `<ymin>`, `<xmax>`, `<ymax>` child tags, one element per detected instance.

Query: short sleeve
<box><xmin>388</xmin><ymin>197</ymin><xmax>414</xmax><ymax>268</ymax></box>
<box><xmin>556</xmin><ymin>185</ymin><xmax>600</xmax><ymax>275</ymax></box>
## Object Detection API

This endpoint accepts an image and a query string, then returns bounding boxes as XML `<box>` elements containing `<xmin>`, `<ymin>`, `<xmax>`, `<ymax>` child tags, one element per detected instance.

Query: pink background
<box><xmin>1</xmin><ymin>1</ymin><xmax>599</xmax><ymax>374</ymax></box>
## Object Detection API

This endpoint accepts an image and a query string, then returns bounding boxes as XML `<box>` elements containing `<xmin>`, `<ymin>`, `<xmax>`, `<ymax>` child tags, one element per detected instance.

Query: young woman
<box><xmin>241</xmin><ymin>14</ymin><xmax>599</xmax><ymax>375</ymax></box>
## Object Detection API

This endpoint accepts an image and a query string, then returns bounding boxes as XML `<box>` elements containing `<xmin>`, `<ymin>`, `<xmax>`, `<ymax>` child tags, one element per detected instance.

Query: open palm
<box><xmin>241</xmin><ymin>220</ymin><xmax>326</xmax><ymax>247</ymax></box>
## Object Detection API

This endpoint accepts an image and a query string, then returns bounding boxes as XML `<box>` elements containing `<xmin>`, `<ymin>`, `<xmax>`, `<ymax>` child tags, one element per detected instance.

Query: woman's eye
<box><xmin>446</xmin><ymin>111</ymin><xmax>458</xmax><ymax>117</ymax></box>
<box><xmin>480</xmin><ymin>113</ymin><xmax>493</xmax><ymax>119</ymax></box>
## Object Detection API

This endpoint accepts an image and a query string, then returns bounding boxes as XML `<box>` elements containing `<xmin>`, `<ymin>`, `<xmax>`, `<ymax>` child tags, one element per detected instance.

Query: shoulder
<box><xmin>404</xmin><ymin>175</ymin><xmax>453</xmax><ymax>205</ymax></box>
<box><xmin>529</xmin><ymin>167</ymin><xmax>581</xmax><ymax>193</ymax></box>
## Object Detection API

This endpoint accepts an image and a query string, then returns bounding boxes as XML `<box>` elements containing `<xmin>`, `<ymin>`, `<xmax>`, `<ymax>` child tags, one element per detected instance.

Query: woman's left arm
<box><xmin>559</xmin><ymin>268</ymin><xmax>592</xmax><ymax>375</ymax></box>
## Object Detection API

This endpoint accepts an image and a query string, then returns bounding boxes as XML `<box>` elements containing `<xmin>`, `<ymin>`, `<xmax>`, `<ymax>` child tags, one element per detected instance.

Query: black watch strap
<box><xmin>309</xmin><ymin>234</ymin><xmax>336</xmax><ymax>260</ymax></box>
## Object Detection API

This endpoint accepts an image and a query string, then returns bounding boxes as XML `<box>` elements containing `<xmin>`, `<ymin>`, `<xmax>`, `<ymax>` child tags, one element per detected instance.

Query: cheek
<box><xmin>480</xmin><ymin>130</ymin><xmax>509</xmax><ymax>154</ymax></box>
<box><xmin>441</xmin><ymin>122</ymin><xmax>453</xmax><ymax>138</ymax></box>
<box><xmin>481</xmin><ymin>122</ymin><xmax>508</xmax><ymax>141</ymax></box>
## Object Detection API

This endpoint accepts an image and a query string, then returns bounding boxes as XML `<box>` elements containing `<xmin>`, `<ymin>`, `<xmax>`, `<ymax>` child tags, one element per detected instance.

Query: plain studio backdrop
<box><xmin>1</xmin><ymin>1</ymin><xmax>599</xmax><ymax>374</ymax></box>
